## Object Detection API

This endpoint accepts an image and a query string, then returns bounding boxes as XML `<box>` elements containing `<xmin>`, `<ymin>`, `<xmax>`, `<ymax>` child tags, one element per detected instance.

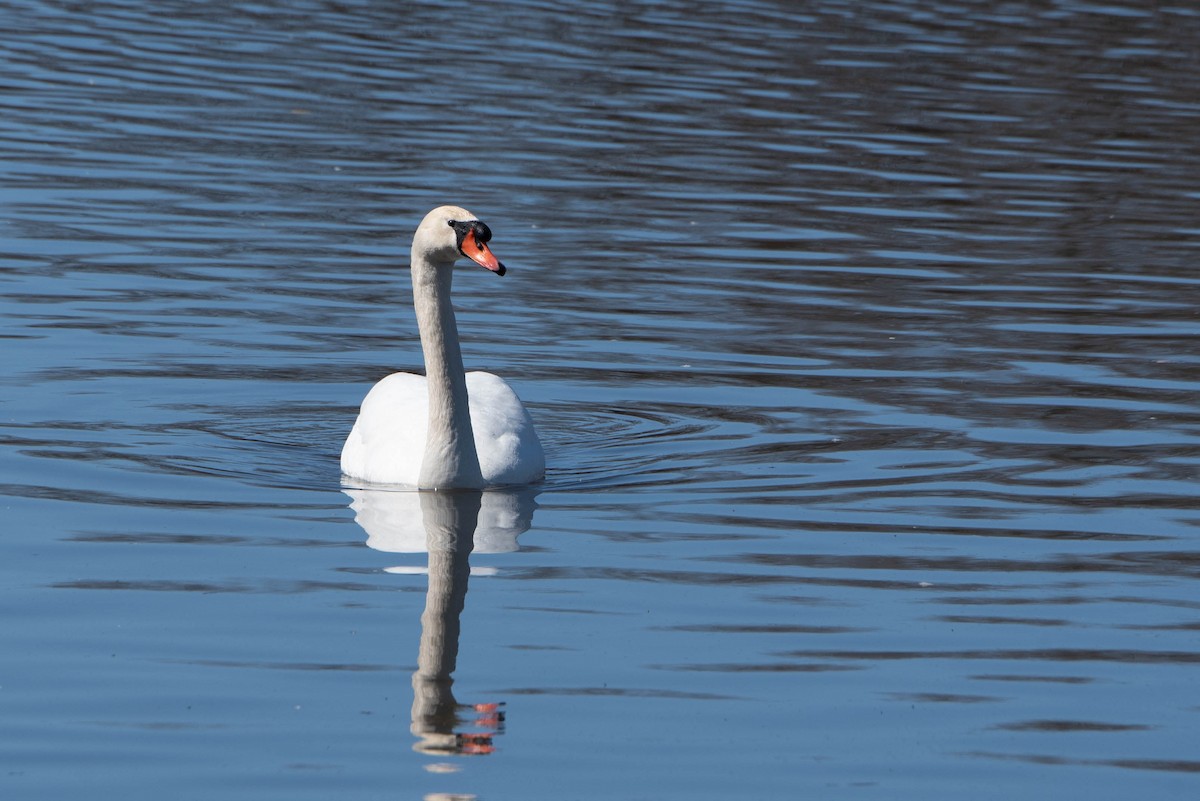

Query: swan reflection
<box><xmin>345</xmin><ymin>487</ymin><xmax>537</xmax><ymax>757</ymax></box>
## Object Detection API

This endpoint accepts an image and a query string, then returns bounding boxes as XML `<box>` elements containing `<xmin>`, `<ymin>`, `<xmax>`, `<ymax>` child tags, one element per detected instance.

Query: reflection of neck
<box><xmin>410</xmin><ymin>491</ymin><xmax>481</xmax><ymax>743</ymax></box>
<box><xmin>412</xmin><ymin>256</ymin><xmax>484</xmax><ymax>489</ymax></box>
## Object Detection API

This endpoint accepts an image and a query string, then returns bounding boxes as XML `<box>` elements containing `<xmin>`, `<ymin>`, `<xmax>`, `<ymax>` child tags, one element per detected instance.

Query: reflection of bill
<box><xmin>344</xmin><ymin>488</ymin><xmax>536</xmax><ymax>758</ymax></box>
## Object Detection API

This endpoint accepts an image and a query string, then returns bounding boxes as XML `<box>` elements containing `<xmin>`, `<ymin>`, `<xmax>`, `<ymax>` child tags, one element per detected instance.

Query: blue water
<box><xmin>3</xmin><ymin>1</ymin><xmax>1199</xmax><ymax>798</ymax></box>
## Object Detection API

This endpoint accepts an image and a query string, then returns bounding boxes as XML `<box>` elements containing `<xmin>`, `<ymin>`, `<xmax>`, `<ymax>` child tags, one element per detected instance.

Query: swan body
<box><xmin>342</xmin><ymin>371</ymin><xmax>543</xmax><ymax>487</ymax></box>
<box><xmin>341</xmin><ymin>205</ymin><xmax>545</xmax><ymax>489</ymax></box>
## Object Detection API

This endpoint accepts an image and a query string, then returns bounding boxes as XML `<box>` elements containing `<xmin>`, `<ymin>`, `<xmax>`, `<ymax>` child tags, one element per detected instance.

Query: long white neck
<box><xmin>411</xmin><ymin>253</ymin><xmax>485</xmax><ymax>489</ymax></box>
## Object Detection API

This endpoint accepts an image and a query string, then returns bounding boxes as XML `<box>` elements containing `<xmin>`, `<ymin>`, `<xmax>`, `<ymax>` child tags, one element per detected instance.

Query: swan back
<box><xmin>340</xmin><ymin>371</ymin><xmax>544</xmax><ymax>487</ymax></box>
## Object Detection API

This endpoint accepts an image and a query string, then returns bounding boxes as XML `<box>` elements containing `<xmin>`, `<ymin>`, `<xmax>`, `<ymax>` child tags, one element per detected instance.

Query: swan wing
<box><xmin>341</xmin><ymin>372</ymin><xmax>428</xmax><ymax>485</ymax></box>
<box><xmin>466</xmin><ymin>371</ymin><xmax>545</xmax><ymax>486</ymax></box>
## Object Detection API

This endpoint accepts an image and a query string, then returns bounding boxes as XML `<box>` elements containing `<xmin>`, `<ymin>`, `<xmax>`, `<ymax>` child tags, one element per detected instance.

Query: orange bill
<box><xmin>461</xmin><ymin>228</ymin><xmax>507</xmax><ymax>276</ymax></box>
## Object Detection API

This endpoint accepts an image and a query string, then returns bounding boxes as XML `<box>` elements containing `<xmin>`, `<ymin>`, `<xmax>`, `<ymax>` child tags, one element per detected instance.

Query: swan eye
<box><xmin>448</xmin><ymin>219</ymin><xmax>494</xmax><ymax>255</ymax></box>
<box><xmin>448</xmin><ymin>219</ymin><xmax>469</xmax><ymax>249</ymax></box>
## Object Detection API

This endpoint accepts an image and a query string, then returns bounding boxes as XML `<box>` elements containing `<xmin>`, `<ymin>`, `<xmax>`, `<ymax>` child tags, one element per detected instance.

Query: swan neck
<box><xmin>412</xmin><ymin>253</ymin><xmax>484</xmax><ymax>488</ymax></box>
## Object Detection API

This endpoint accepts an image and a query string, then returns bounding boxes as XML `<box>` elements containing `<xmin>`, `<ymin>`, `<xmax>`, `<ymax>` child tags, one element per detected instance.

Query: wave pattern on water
<box><xmin>2</xmin><ymin>0</ymin><xmax>1199</xmax><ymax>798</ymax></box>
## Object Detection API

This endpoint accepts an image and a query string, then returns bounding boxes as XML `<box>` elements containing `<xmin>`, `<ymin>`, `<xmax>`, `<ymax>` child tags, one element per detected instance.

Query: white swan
<box><xmin>341</xmin><ymin>205</ymin><xmax>545</xmax><ymax>489</ymax></box>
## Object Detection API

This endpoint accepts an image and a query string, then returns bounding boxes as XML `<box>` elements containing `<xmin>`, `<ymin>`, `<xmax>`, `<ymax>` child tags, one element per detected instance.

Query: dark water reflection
<box><xmin>2</xmin><ymin>1</ymin><xmax>1200</xmax><ymax>799</ymax></box>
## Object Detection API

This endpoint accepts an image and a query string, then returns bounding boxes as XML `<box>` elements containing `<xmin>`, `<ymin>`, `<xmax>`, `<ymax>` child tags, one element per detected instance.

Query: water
<box><xmin>2</xmin><ymin>1</ymin><xmax>1199</xmax><ymax>798</ymax></box>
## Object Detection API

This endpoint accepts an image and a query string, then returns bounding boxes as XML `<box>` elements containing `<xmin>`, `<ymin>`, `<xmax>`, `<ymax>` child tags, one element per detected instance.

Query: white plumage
<box><xmin>341</xmin><ymin>205</ymin><xmax>545</xmax><ymax>489</ymax></box>
<box><xmin>342</xmin><ymin>370</ymin><xmax>544</xmax><ymax>487</ymax></box>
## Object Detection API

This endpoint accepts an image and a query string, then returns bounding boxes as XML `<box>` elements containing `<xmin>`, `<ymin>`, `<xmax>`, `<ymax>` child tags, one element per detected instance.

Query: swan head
<box><xmin>413</xmin><ymin>205</ymin><xmax>507</xmax><ymax>276</ymax></box>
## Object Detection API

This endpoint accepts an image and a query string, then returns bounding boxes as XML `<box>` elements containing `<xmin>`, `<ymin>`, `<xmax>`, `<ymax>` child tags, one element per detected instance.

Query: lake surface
<box><xmin>2</xmin><ymin>1</ymin><xmax>1199</xmax><ymax>798</ymax></box>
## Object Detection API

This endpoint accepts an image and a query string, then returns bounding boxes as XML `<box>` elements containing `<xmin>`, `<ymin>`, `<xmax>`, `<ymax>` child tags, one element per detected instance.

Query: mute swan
<box><xmin>341</xmin><ymin>206</ymin><xmax>545</xmax><ymax>489</ymax></box>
